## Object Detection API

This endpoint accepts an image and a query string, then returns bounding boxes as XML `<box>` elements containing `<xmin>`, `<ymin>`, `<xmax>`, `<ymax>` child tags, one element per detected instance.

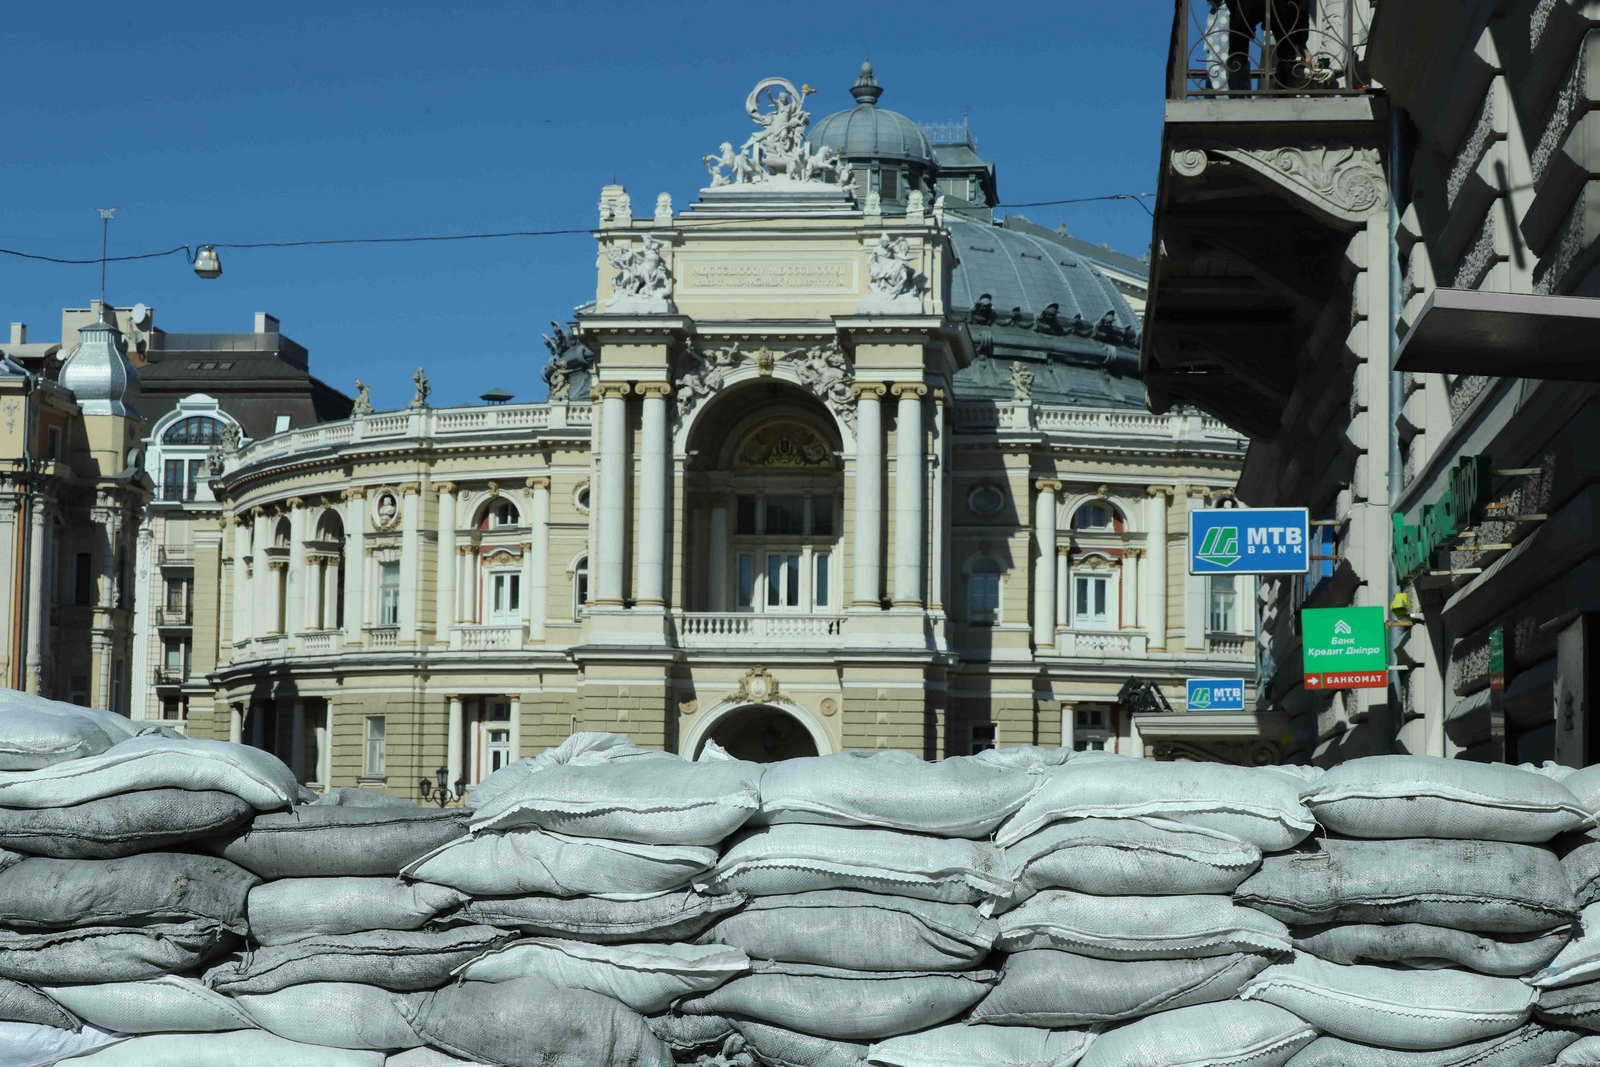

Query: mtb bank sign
<box><xmin>1189</xmin><ymin>507</ymin><xmax>1310</xmax><ymax>575</ymax></box>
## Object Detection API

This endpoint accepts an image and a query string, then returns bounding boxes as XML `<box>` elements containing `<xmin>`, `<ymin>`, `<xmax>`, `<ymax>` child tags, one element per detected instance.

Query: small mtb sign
<box><xmin>1186</xmin><ymin>678</ymin><xmax>1246</xmax><ymax>711</ymax></box>
<box><xmin>1189</xmin><ymin>507</ymin><xmax>1310</xmax><ymax>576</ymax></box>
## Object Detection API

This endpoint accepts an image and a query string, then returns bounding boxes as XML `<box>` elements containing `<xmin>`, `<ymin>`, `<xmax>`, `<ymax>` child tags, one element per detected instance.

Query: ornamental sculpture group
<box><xmin>702</xmin><ymin>78</ymin><xmax>853</xmax><ymax>189</ymax></box>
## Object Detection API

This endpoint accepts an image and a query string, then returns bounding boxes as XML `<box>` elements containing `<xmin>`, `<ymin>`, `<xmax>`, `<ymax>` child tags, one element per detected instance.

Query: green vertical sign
<box><xmin>1489</xmin><ymin>627</ymin><xmax>1505</xmax><ymax>691</ymax></box>
<box><xmin>1302</xmin><ymin>606</ymin><xmax>1388</xmax><ymax>691</ymax></box>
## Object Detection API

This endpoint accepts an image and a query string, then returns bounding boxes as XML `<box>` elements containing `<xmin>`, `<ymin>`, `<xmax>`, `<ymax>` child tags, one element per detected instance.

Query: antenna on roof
<box><xmin>96</xmin><ymin>208</ymin><xmax>118</xmax><ymax>307</ymax></box>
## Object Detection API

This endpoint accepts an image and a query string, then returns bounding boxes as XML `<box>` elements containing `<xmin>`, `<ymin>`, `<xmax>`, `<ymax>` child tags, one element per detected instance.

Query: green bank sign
<box><xmin>1302</xmin><ymin>605</ymin><xmax>1388</xmax><ymax>690</ymax></box>
<box><xmin>1392</xmin><ymin>455</ymin><xmax>1491</xmax><ymax>583</ymax></box>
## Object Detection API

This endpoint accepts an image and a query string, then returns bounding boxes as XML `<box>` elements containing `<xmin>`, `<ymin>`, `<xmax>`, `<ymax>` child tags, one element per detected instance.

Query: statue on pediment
<box><xmin>701</xmin><ymin>78</ymin><xmax>852</xmax><ymax>191</ymax></box>
<box><xmin>603</xmin><ymin>235</ymin><xmax>672</xmax><ymax>313</ymax></box>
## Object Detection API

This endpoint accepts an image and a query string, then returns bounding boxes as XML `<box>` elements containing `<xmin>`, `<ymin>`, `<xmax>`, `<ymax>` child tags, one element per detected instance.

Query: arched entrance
<box><xmin>695</xmin><ymin>704</ymin><xmax>821</xmax><ymax>762</ymax></box>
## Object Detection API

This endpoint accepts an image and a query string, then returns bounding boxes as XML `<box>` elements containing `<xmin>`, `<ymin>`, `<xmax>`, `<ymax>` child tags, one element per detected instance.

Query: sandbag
<box><xmin>247</xmin><ymin>877</ymin><xmax>467</xmax><ymax>945</ymax></box>
<box><xmin>699</xmin><ymin>825</ymin><xmax>1010</xmax><ymax>904</ymax></box>
<box><xmin>469</xmin><ymin>736</ymin><xmax>760</xmax><ymax>846</ymax></box>
<box><xmin>1534</xmin><ymin>905</ymin><xmax>1600</xmax><ymax>988</ymax></box>
<box><xmin>455</xmin><ymin>938</ymin><xmax>748</xmax><ymax>1013</ymax></box>
<box><xmin>1285</xmin><ymin>1024</ymin><xmax>1579</xmax><ymax>1066</ymax></box>
<box><xmin>970</xmin><ymin>948</ymin><xmax>1272</xmax><ymax>1027</ymax></box>
<box><xmin>997</xmin><ymin>756</ymin><xmax>1315</xmax><ymax>852</ymax></box>
<box><xmin>0</xmin><ymin>735</ymin><xmax>298</xmax><ymax>811</ymax></box>
<box><xmin>0</xmin><ymin>921</ymin><xmax>235</xmax><ymax>984</ymax></box>
<box><xmin>1564</xmin><ymin>1035</ymin><xmax>1600</xmax><ymax>1063</ymax></box>
<box><xmin>678</xmin><ymin>961</ymin><xmax>994</xmax><ymax>1041</ymax></box>
<box><xmin>217</xmin><ymin>806</ymin><xmax>469</xmax><ymax>878</ymax></box>
<box><xmin>315</xmin><ymin>787</ymin><xmax>419</xmax><ymax>807</ymax></box>
<box><xmin>0</xmin><ymin>977</ymin><xmax>74</xmax><ymax>1029</ymax></box>
<box><xmin>1000</xmin><ymin>817</ymin><xmax>1260</xmax><ymax>906</ymax></box>
<box><xmin>867</xmin><ymin>1023</ymin><xmax>1093</xmax><ymax>1067</ymax></box>
<box><xmin>403</xmin><ymin>828</ymin><xmax>716</xmax><ymax>896</ymax></box>
<box><xmin>1301</xmin><ymin>755</ymin><xmax>1589</xmax><ymax>843</ymax></box>
<box><xmin>970</xmin><ymin>746</ymin><xmax>1073</xmax><ymax>770</ymax></box>
<box><xmin>205</xmin><ymin>926</ymin><xmax>508</xmax><ymax>994</ymax></box>
<box><xmin>233</xmin><ymin>982</ymin><xmax>425</xmax><ymax>1050</ymax></box>
<box><xmin>1240</xmin><ymin>955</ymin><xmax>1536</xmax><ymax>1050</ymax></box>
<box><xmin>995</xmin><ymin>889</ymin><xmax>1292</xmax><ymax>959</ymax></box>
<box><xmin>0</xmin><ymin>689</ymin><xmax>139</xmax><ymax>770</ymax></box>
<box><xmin>751</xmin><ymin>750</ymin><xmax>1039</xmax><ymax>838</ymax></box>
<box><xmin>1295</xmin><ymin>921</ymin><xmax>1569</xmax><ymax>977</ymax></box>
<box><xmin>1569</xmin><ymin>767</ymin><xmax>1600</xmax><ymax>816</ymax></box>
<box><xmin>731</xmin><ymin>1019</ymin><xmax>868</xmax><ymax>1067</ymax></box>
<box><xmin>42</xmin><ymin>975</ymin><xmax>256</xmax><ymax>1034</ymax></box>
<box><xmin>647</xmin><ymin>1011</ymin><xmax>736</xmax><ymax>1052</ymax></box>
<box><xmin>0</xmin><ymin>788</ymin><xmax>254</xmax><ymax>859</ymax></box>
<box><xmin>400</xmin><ymin>976</ymin><xmax>670</xmax><ymax>1067</ymax></box>
<box><xmin>1539</xmin><ymin>978</ymin><xmax>1600</xmax><ymax>1031</ymax></box>
<box><xmin>1234</xmin><ymin>837</ymin><xmax>1575</xmax><ymax>933</ymax></box>
<box><xmin>0</xmin><ymin>852</ymin><xmax>257</xmax><ymax>931</ymax></box>
<box><xmin>452</xmin><ymin>888</ymin><xmax>745</xmax><ymax>943</ymax></box>
<box><xmin>1075</xmin><ymin>1001</ymin><xmax>1314</xmax><ymax>1067</ymax></box>
<box><xmin>61</xmin><ymin>1029</ymin><xmax>386</xmax><ymax>1066</ymax></box>
<box><xmin>696</xmin><ymin>889</ymin><xmax>996</xmax><ymax>971</ymax></box>
<box><xmin>386</xmin><ymin>1051</ymin><xmax>490</xmax><ymax>1067</ymax></box>
<box><xmin>0</xmin><ymin>1021</ymin><xmax>122</xmax><ymax>1067</ymax></box>
<box><xmin>1564</xmin><ymin>838</ymin><xmax>1600</xmax><ymax>908</ymax></box>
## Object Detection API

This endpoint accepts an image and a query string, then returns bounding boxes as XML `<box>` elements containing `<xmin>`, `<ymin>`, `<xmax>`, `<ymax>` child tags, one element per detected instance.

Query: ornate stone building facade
<box><xmin>165</xmin><ymin>70</ymin><xmax>1258</xmax><ymax>794</ymax></box>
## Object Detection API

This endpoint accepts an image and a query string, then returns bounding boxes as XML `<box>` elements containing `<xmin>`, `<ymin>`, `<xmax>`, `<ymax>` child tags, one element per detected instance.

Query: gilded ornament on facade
<box><xmin>728</xmin><ymin>666</ymin><xmax>781</xmax><ymax>705</ymax></box>
<box><xmin>734</xmin><ymin>419</ymin><xmax>832</xmax><ymax>469</ymax></box>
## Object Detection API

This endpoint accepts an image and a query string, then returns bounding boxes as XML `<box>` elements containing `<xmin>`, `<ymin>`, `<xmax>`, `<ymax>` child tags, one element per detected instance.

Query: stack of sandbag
<box><xmin>1231</xmin><ymin>755</ymin><xmax>1590</xmax><ymax>1065</ymax></box>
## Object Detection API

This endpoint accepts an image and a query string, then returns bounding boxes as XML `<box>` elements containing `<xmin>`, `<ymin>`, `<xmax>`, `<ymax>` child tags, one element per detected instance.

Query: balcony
<box><xmin>1169</xmin><ymin>0</ymin><xmax>1366</xmax><ymax>100</ymax></box>
<box><xmin>152</xmin><ymin>666</ymin><xmax>188</xmax><ymax>686</ymax></box>
<box><xmin>450</xmin><ymin>624</ymin><xmax>525</xmax><ymax>651</ymax></box>
<box><xmin>365</xmin><ymin>626</ymin><xmax>400</xmax><ymax>649</ymax></box>
<box><xmin>156</xmin><ymin>607</ymin><xmax>193</xmax><ymax>627</ymax></box>
<box><xmin>157</xmin><ymin>545</ymin><xmax>193</xmax><ymax>566</ymax></box>
<box><xmin>1207</xmin><ymin>632</ymin><xmax>1252</xmax><ymax>657</ymax></box>
<box><xmin>1055</xmin><ymin>629</ymin><xmax>1149</xmax><ymax>658</ymax></box>
<box><xmin>254</xmin><ymin>633</ymin><xmax>286</xmax><ymax>657</ymax></box>
<box><xmin>296</xmin><ymin>630</ymin><xmax>339</xmax><ymax>656</ymax></box>
<box><xmin>674</xmin><ymin>612</ymin><xmax>847</xmax><ymax>649</ymax></box>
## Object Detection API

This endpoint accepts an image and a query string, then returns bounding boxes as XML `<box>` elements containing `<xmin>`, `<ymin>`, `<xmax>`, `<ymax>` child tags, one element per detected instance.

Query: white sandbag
<box><xmin>970</xmin><ymin>948</ymin><xmax>1272</xmax><ymax>1027</ymax></box>
<box><xmin>997</xmin><ymin>756</ymin><xmax>1314</xmax><ymax>852</ymax></box>
<box><xmin>647</xmin><ymin>1011</ymin><xmax>736</xmax><ymax>1052</ymax></box>
<box><xmin>696</xmin><ymin>889</ymin><xmax>996</xmax><ymax>971</ymax></box>
<box><xmin>970</xmin><ymin>746</ymin><xmax>1073</xmax><ymax>770</ymax></box>
<box><xmin>386</xmin><ymin>1050</ymin><xmax>491</xmax><ymax>1067</ymax></box>
<box><xmin>399</xmin><ymin>976</ymin><xmax>669</xmax><ymax>1067</ymax></box>
<box><xmin>1240</xmin><ymin>955</ymin><xmax>1535</xmax><ymax>1050</ymax></box>
<box><xmin>1301</xmin><ymin>755</ymin><xmax>1590</xmax><ymax>842</ymax></box>
<box><xmin>0</xmin><ymin>921</ymin><xmax>235</xmax><ymax>984</ymax></box>
<box><xmin>217</xmin><ymin>807</ymin><xmax>468</xmax><ymax>878</ymax></box>
<box><xmin>1568</xmin><ymin>766</ymin><xmax>1600</xmax><ymax>816</ymax></box>
<box><xmin>0</xmin><ymin>1021</ymin><xmax>122</xmax><ymax>1067</ymax></box>
<box><xmin>731</xmin><ymin>1019</ymin><xmax>868</xmax><ymax>1067</ymax></box>
<box><xmin>0</xmin><ymin>852</ymin><xmax>258</xmax><ymax>932</ymax></box>
<box><xmin>0</xmin><ymin>735</ymin><xmax>297</xmax><ymax>811</ymax></box>
<box><xmin>0</xmin><ymin>789</ymin><xmax>255</xmax><ymax>859</ymax></box>
<box><xmin>247</xmin><ymin>877</ymin><xmax>467</xmax><ymax>945</ymax></box>
<box><xmin>1563</xmin><ymin>1035</ymin><xmax>1600</xmax><ymax>1064</ymax></box>
<box><xmin>468</xmin><ymin>732</ymin><xmax>760</xmax><ymax>845</ymax></box>
<box><xmin>0</xmin><ymin>848</ymin><xmax>19</xmax><ymax>875</ymax></box>
<box><xmin>996</xmin><ymin>889</ymin><xmax>1292</xmax><ymax>959</ymax></box>
<box><xmin>698</xmin><ymin>825</ymin><xmax>1011</xmax><ymax>904</ymax></box>
<box><xmin>0</xmin><ymin>688</ymin><xmax>139</xmax><ymax>770</ymax></box>
<box><xmin>1565</xmin><ymin>838</ymin><xmax>1600</xmax><ymax>909</ymax></box>
<box><xmin>868</xmin><ymin>1023</ymin><xmax>1093</xmax><ymax>1067</ymax></box>
<box><xmin>233</xmin><ymin>983</ymin><xmax>425</xmax><ymax>1050</ymax></box>
<box><xmin>1539</xmin><ymin>977</ymin><xmax>1600</xmax><ymax>1031</ymax></box>
<box><xmin>455</xmin><ymin>938</ymin><xmax>749</xmax><ymax>1013</ymax></box>
<box><xmin>1234</xmin><ymin>837</ymin><xmax>1575</xmax><ymax>934</ymax></box>
<box><xmin>1000</xmin><ymin>817</ymin><xmax>1260</xmax><ymax>906</ymax></box>
<box><xmin>42</xmin><ymin>975</ymin><xmax>256</xmax><ymax>1033</ymax></box>
<box><xmin>403</xmin><ymin>828</ymin><xmax>716</xmax><ymax>896</ymax></box>
<box><xmin>60</xmin><ymin>1029</ymin><xmax>386</xmax><ymax>1066</ymax></box>
<box><xmin>315</xmin><ymin>787</ymin><xmax>419</xmax><ymax>807</ymax></box>
<box><xmin>453</xmin><ymin>888</ymin><xmax>745</xmax><ymax>943</ymax></box>
<box><xmin>1294</xmin><ymin>921</ymin><xmax>1570</xmax><ymax>977</ymax></box>
<box><xmin>1076</xmin><ymin>1002</ymin><xmax>1314</xmax><ymax>1067</ymax></box>
<box><xmin>752</xmin><ymin>750</ymin><xmax>1039</xmax><ymax>838</ymax></box>
<box><xmin>679</xmin><ymin>961</ymin><xmax>995</xmax><ymax>1040</ymax></box>
<box><xmin>205</xmin><ymin>926</ymin><xmax>509</xmax><ymax>994</ymax></box>
<box><xmin>0</xmin><ymin>977</ymin><xmax>75</xmax><ymax>1029</ymax></box>
<box><xmin>1286</xmin><ymin>1024</ymin><xmax>1579</xmax><ymax>1066</ymax></box>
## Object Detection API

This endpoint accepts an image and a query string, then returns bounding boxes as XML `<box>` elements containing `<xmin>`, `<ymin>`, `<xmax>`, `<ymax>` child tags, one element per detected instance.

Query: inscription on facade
<box><xmin>684</xmin><ymin>261</ymin><xmax>855</xmax><ymax>290</ymax></box>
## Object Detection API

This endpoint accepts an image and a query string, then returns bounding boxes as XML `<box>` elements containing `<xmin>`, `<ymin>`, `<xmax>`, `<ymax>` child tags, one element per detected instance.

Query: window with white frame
<box><xmin>1071</xmin><ymin>502</ymin><xmax>1119</xmax><ymax>531</ymax></box>
<box><xmin>1075</xmin><ymin>706</ymin><xmax>1112</xmax><ymax>751</ymax></box>
<box><xmin>728</xmin><ymin>491</ymin><xmax>839</xmax><ymax>612</ymax></box>
<box><xmin>487</xmin><ymin>570</ymin><xmax>521</xmax><ymax>624</ymax></box>
<box><xmin>1209</xmin><ymin>575</ymin><xmax>1238</xmax><ymax>633</ymax></box>
<box><xmin>486</xmin><ymin>501</ymin><xmax>520</xmax><ymax>528</ymax></box>
<box><xmin>364</xmin><ymin>716</ymin><xmax>386</xmax><ymax>776</ymax></box>
<box><xmin>1073</xmin><ymin>572</ymin><xmax>1112</xmax><ymax>629</ymax></box>
<box><xmin>378</xmin><ymin>562</ymin><xmax>400</xmax><ymax>626</ymax></box>
<box><xmin>766</xmin><ymin>553</ymin><xmax>801</xmax><ymax>609</ymax></box>
<box><xmin>968</xmin><ymin>723</ymin><xmax>996</xmax><ymax>754</ymax></box>
<box><xmin>480</xmin><ymin>700</ymin><xmax>513</xmax><ymax>781</ymax></box>
<box><xmin>969</xmin><ymin>558</ymin><xmax>1002</xmax><ymax>625</ymax></box>
<box><xmin>572</xmin><ymin>556</ymin><xmax>589</xmax><ymax>617</ymax></box>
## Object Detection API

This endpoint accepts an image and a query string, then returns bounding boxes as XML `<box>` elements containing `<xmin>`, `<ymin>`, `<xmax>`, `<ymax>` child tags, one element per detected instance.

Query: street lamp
<box><xmin>193</xmin><ymin>246</ymin><xmax>223</xmax><ymax>280</ymax></box>
<box><xmin>418</xmin><ymin>766</ymin><xmax>467</xmax><ymax>807</ymax></box>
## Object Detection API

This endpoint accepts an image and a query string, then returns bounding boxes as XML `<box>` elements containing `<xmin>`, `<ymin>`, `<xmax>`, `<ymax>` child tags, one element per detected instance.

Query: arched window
<box><xmin>573</xmin><ymin>556</ymin><xmax>589</xmax><ymax>618</ymax></box>
<box><xmin>481</xmin><ymin>500</ymin><xmax>521</xmax><ymax>529</ymax></box>
<box><xmin>162</xmin><ymin>416</ymin><xmax>226</xmax><ymax>445</ymax></box>
<box><xmin>1071</xmin><ymin>502</ymin><xmax>1123</xmax><ymax>531</ymax></box>
<box><xmin>969</xmin><ymin>558</ymin><xmax>1002</xmax><ymax>625</ymax></box>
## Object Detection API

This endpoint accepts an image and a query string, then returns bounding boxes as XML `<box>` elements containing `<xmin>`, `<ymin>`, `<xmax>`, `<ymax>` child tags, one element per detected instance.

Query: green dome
<box><xmin>810</xmin><ymin>62</ymin><xmax>935</xmax><ymax>168</ymax></box>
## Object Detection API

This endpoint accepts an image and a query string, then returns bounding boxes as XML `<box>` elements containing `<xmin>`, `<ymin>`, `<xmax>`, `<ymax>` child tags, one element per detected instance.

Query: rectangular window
<box><xmin>815</xmin><ymin>553</ymin><xmax>830</xmax><ymax>608</ymax></box>
<box><xmin>274</xmin><ymin>414</ymin><xmax>292</xmax><ymax>434</ymax></box>
<box><xmin>765</xmin><ymin>496</ymin><xmax>805</xmax><ymax>536</ymax></box>
<box><xmin>766</xmin><ymin>554</ymin><xmax>782</xmax><ymax>607</ymax></box>
<box><xmin>969</xmin><ymin>723</ymin><xmax>996</xmax><ymax>754</ymax></box>
<box><xmin>880</xmin><ymin>169</ymin><xmax>899</xmax><ymax>199</ymax></box>
<box><xmin>161</xmin><ymin>698</ymin><xmax>185</xmax><ymax>721</ymax></box>
<box><xmin>1210</xmin><ymin>575</ymin><xmax>1238</xmax><ymax>633</ymax></box>
<box><xmin>186</xmin><ymin>459</ymin><xmax>203</xmax><ymax>501</ymax></box>
<box><xmin>166</xmin><ymin>577</ymin><xmax>189</xmax><ymax>614</ymax></box>
<box><xmin>490</xmin><ymin>573</ymin><xmax>520</xmax><ymax>622</ymax></box>
<box><xmin>484</xmin><ymin>701</ymin><xmax>513</xmax><ymax>778</ymax></box>
<box><xmin>378</xmin><ymin>562</ymin><xmax>401</xmax><ymax>626</ymax></box>
<box><xmin>1074</xmin><ymin>575</ymin><xmax>1110</xmax><ymax>629</ymax></box>
<box><xmin>970</xmin><ymin>568</ymin><xmax>1001</xmax><ymax>625</ymax></box>
<box><xmin>1075</xmin><ymin>707</ymin><xmax>1110</xmax><ymax>752</ymax></box>
<box><xmin>162</xmin><ymin>460</ymin><xmax>185</xmax><ymax>502</ymax></box>
<box><xmin>786</xmin><ymin>553</ymin><xmax>800</xmax><ymax>606</ymax></box>
<box><xmin>736</xmin><ymin>553</ymin><xmax>754</xmax><ymax>608</ymax></box>
<box><xmin>74</xmin><ymin>552</ymin><xmax>94</xmax><ymax>606</ymax></box>
<box><xmin>364</xmin><ymin>716</ymin><xmax>386</xmax><ymax>776</ymax></box>
<box><xmin>811</xmin><ymin>495</ymin><xmax>834</xmax><ymax>536</ymax></box>
<box><xmin>46</xmin><ymin>425</ymin><xmax>62</xmax><ymax>460</ymax></box>
<box><xmin>164</xmin><ymin>639</ymin><xmax>185</xmax><ymax>672</ymax></box>
<box><xmin>765</xmin><ymin>554</ymin><xmax>801</xmax><ymax>608</ymax></box>
<box><xmin>735</xmin><ymin>495</ymin><xmax>757</xmax><ymax>535</ymax></box>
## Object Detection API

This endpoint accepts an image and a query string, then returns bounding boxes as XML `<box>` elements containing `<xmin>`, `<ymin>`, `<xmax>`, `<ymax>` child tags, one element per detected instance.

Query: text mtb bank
<box><xmin>1190</xmin><ymin>506</ymin><xmax>1389</xmax><ymax>692</ymax></box>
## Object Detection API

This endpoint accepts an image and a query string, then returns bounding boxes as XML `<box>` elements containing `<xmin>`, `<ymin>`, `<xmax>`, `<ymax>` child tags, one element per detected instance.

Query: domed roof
<box><xmin>810</xmin><ymin>62</ymin><xmax>935</xmax><ymax>168</ymax></box>
<box><xmin>947</xmin><ymin>215</ymin><xmax>1139</xmax><ymax>332</ymax></box>
<box><xmin>60</xmin><ymin>320</ymin><xmax>141</xmax><ymax>417</ymax></box>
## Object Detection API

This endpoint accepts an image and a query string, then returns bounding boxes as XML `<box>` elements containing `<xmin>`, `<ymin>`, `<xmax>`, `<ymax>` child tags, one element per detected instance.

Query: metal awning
<box><xmin>1395</xmin><ymin>288</ymin><xmax>1600</xmax><ymax>380</ymax></box>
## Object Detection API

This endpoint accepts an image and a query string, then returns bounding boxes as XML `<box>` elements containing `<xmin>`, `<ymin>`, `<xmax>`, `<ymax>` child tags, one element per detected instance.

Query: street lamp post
<box><xmin>418</xmin><ymin>765</ymin><xmax>467</xmax><ymax>807</ymax></box>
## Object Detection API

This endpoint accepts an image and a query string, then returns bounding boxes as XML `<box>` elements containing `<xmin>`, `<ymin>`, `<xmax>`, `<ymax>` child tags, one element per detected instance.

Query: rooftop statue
<box><xmin>541</xmin><ymin>322</ymin><xmax>595</xmax><ymax>400</ymax></box>
<box><xmin>701</xmin><ymin>77</ymin><xmax>852</xmax><ymax>190</ymax></box>
<box><xmin>603</xmin><ymin>234</ymin><xmax>672</xmax><ymax>313</ymax></box>
<box><xmin>859</xmin><ymin>233</ymin><xmax>924</xmax><ymax>314</ymax></box>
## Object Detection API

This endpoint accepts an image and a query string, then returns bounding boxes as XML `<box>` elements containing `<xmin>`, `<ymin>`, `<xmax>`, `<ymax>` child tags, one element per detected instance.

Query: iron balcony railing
<box><xmin>1168</xmin><ymin>0</ymin><xmax>1369</xmax><ymax>99</ymax></box>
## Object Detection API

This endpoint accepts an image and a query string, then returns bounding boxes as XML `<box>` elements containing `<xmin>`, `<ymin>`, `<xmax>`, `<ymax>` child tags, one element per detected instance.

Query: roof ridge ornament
<box><xmin>700</xmin><ymin>77</ymin><xmax>854</xmax><ymax>191</ymax></box>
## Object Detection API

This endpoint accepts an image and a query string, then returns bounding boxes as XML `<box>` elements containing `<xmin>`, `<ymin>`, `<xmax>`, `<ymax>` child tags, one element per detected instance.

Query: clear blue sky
<box><xmin>3</xmin><ymin>0</ymin><xmax>1174</xmax><ymax>411</ymax></box>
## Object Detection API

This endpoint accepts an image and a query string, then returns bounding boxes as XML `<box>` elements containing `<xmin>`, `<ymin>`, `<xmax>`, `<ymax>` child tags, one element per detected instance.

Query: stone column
<box><xmin>326</xmin><ymin>557</ymin><xmax>342</xmax><ymax>629</ymax></box>
<box><xmin>250</xmin><ymin>507</ymin><xmax>268</xmax><ymax>636</ymax></box>
<box><xmin>229</xmin><ymin>704</ymin><xmax>244</xmax><ymax>745</ymax></box>
<box><xmin>528</xmin><ymin>478</ymin><xmax>550</xmax><ymax>642</ymax></box>
<box><xmin>250</xmin><ymin>702</ymin><xmax>265</xmax><ymax>748</ymax></box>
<box><xmin>594</xmin><ymin>382</ymin><xmax>631</xmax><ymax>606</ymax></box>
<box><xmin>232</xmin><ymin>516</ymin><xmax>251</xmax><ymax>645</ymax></box>
<box><xmin>286</xmin><ymin>499</ymin><xmax>308</xmax><ymax>641</ymax></box>
<box><xmin>1060</xmin><ymin>701</ymin><xmax>1075</xmax><ymax>752</ymax></box>
<box><xmin>308</xmin><ymin>556</ymin><xmax>326</xmax><ymax>630</ymax></box>
<box><xmin>447</xmin><ymin>696</ymin><xmax>464</xmax><ymax>787</ymax></box>
<box><xmin>1146</xmin><ymin>488</ymin><xmax>1171</xmax><ymax>650</ymax></box>
<box><xmin>266</xmin><ymin>562</ymin><xmax>285</xmax><ymax>634</ymax></box>
<box><xmin>1122</xmin><ymin>548</ymin><xmax>1142</xmax><ymax>630</ymax></box>
<box><xmin>1056</xmin><ymin>547</ymin><xmax>1070</xmax><ymax>628</ymax></box>
<box><xmin>636</xmin><ymin>382</ymin><xmax>671</xmax><ymax>607</ymax></box>
<box><xmin>315</xmin><ymin>704</ymin><xmax>332</xmax><ymax>786</ymax></box>
<box><xmin>509</xmin><ymin>695</ymin><xmax>523</xmax><ymax>760</ymax></box>
<box><xmin>290</xmin><ymin>699</ymin><xmax>306</xmax><ymax>783</ymax></box>
<box><xmin>344</xmin><ymin>489</ymin><xmax>365</xmax><ymax>647</ymax></box>
<box><xmin>399</xmin><ymin>483</ymin><xmax>421</xmax><ymax>644</ymax></box>
<box><xmin>708</xmin><ymin>506</ymin><xmax>728</xmax><ymax>610</ymax></box>
<box><xmin>434</xmin><ymin>483</ymin><xmax>457</xmax><ymax>645</ymax></box>
<box><xmin>1033</xmin><ymin>480</ymin><xmax>1061</xmax><ymax>649</ymax></box>
<box><xmin>891</xmin><ymin>382</ymin><xmax>927</xmax><ymax>607</ymax></box>
<box><xmin>851</xmin><ymin>383</ymin><xmax>886</xmax><ymax>608</ymax></box>
<box><xmin>23</xmin><ymin>496</ymin><xmax>46</xmax><ymax>694</ymax></box>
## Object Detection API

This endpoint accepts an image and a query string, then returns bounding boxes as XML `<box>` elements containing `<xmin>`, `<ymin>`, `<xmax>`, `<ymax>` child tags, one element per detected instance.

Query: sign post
<box><xmin>1302</xmin><ymin>606</ymin><xmax>1388</xmax><ymax>690</ymax></box>
<box><xmin>1190</xmin><ymin>507</ymin><xmax>1310</xmax><ymax>576</ymax></box>
<box><xmin>1186</xmin><ymin>678</ymin><xmax>1246</xmax><ymax>711</ymax></box>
